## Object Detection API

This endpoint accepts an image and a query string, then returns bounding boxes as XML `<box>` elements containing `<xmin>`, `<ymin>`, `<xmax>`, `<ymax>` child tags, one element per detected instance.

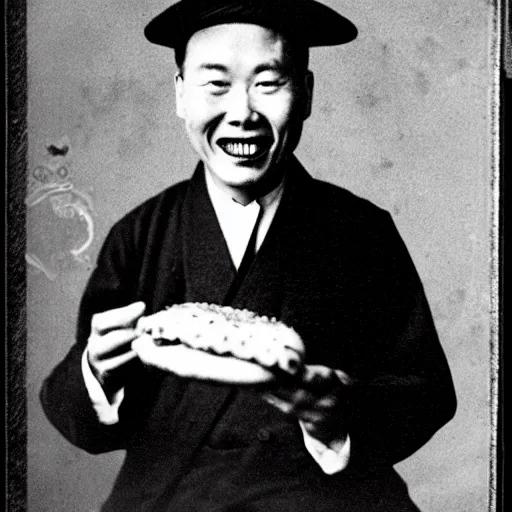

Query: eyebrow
<box><xmin>253</xmin><ymin>61</ymin><xmax>287</xmax><ymax>74</ymax></box>
<box><xmin>196</xmin><ymin>63</ymin><xmax>229</xmax><ymax>72</ymax></box>
<box><xmin>195</xmin><ymin>61</ymin><xmax>288</xmax><ymax>74</ymax></box>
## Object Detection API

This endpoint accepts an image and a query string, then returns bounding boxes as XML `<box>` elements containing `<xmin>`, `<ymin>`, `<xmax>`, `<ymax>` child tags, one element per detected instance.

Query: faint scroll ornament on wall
<box><xmin>26</xmin><ymin>139</ymin><xmax>95</xmax><ymax>280</ymax></box>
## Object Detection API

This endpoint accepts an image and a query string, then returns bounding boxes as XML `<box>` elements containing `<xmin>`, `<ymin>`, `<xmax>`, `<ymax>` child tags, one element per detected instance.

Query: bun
<box><xmin>135</xmin><ymin>303</ymin><xmax>305</xmax><ymax>384</ymax></box>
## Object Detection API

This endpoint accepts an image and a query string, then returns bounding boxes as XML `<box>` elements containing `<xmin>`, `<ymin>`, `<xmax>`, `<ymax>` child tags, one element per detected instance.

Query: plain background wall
<box><xmin>26</xmin><ymin>1</ymin><xmax>496</xmax><ymax>510</ymax></box>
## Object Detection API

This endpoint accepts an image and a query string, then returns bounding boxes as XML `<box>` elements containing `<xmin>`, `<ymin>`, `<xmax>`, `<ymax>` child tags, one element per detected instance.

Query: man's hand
<box><xmin>87</xmin><ymin>302</ymin><xmax>146</xmax><ymax>399</ymax></box>
<box><xmin>262</xmin><ymin>365</ymin><xmax>353</xmax><ymax>445</ymax></box>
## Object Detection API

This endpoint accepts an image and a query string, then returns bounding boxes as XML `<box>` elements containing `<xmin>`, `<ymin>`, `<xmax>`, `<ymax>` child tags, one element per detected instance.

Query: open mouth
<box><xmin>217</xmin><ymin>137</ymin><xmax>272</xmax><ymax>160</ymax></box>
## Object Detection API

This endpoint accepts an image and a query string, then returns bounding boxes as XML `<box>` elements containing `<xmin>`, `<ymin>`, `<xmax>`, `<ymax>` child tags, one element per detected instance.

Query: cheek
<box><xmin>258</xmin><ymin>96</ymin><xmax>301</xmax><ymax>135</ymax></box>
<box><xmin>269</xmin><ymin>110</ymin><xmax>301</xmax><ymax>142</ymax></box>
<box><xmin>182</xmin><ymin>94</ymin><xmax>220</xmax><ymax>130</ymax></box>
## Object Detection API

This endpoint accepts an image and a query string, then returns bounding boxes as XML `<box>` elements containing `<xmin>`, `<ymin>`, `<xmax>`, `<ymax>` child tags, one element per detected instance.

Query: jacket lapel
<box><xmin>180</xmin><ymin>159</ymin><xmax>315</xmax><ymax>312</ymax></box>
<box><xmin>172</xmin><ymin>164</ymin><xmax>238</xmax><ymax>485</ymax></box>
<box><xmin>181</xmin><ymin>163</ymin><xmax>236</xmax><ymax>305</ymax></box>
<box><xmin>228</xmin><ymin>157</ymin><xmax>315</xmax><ymax>317</ymax></box>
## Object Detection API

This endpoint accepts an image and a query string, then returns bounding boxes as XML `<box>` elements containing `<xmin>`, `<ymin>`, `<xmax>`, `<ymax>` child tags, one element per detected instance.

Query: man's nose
<box><xmin>225</xmin><ymin>86</ymin><xmax>257</xmax><ymax>127</ymax></box>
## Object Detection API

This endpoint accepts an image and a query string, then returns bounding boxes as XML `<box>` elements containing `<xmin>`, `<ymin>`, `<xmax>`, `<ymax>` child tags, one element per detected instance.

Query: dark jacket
<box><xmin>40</xmin><ymin>158</ymin><xmax>456</xmax><ymax>511</ymax></box>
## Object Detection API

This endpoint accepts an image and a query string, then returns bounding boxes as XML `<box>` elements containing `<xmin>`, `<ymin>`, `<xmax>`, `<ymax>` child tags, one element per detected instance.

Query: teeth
<box><xmin>223</xmin><ymin>142</ymin><xmax>260</xmax><ymax>157</ymax></box>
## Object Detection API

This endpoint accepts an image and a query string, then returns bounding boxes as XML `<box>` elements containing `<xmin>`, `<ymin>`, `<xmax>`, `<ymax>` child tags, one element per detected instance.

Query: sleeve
<box><xmin>81</xmin><ymin>349</ymin><xmax>124</xmax><ymax>425</ymax></box>
<box><xmin>39</xmin><ymin>218</ymin><xmax>151</xmax><ymax>454</ymax></box>
<box><xmin>299</xmin><ymin>422</ymin><xmax>351</xmax><ymax>475</ymax></box>
<box><xmin>345</xmin><ymin>212</ymin><xmax>457</xmax><ymax>468</ymax></box>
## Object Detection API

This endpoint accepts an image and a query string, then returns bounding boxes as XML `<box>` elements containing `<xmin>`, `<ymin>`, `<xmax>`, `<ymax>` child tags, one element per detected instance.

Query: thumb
<box><xmin>131</xmin><ymin>333</ymin><xmax>156</xmax><ymax>363</ymax></box>
<box><xmin>91</xmin><ymin>301</ymin><xmax>146</xmax><ymax>334</ymax></box>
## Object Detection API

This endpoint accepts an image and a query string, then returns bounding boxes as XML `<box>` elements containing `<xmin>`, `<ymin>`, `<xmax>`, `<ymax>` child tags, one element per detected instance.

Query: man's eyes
<box><xmin>209</xmin><ymin>81</ymin><xmax>230</xmax><ymax>87</ymax></box>
<box><xmin>202</xmin><ymin>80</ymin><xmax>230</xmax><ymax>95</ymax></box>
<box><xmin>255</xmin><ymin>80</ymin><xmax>286</xmax><ymax>90</ymax></box>
<box><xmin>201</xmin><ymin>78</ymin><xmax>288</xmax><ymax>94</ymax></box>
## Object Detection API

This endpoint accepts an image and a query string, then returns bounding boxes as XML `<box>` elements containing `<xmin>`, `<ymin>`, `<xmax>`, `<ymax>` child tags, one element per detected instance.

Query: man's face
<box><xmin>175</xmin><ymin>23</ymin><xmax>313</xmax><ymax>201</ymax></box>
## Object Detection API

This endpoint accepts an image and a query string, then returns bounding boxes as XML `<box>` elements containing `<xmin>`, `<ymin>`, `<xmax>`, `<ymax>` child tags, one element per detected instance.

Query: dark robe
<box><xmin>40</xmin><ymin>157</ymin><xmax>456</xmax><ymax>511</ymax></box>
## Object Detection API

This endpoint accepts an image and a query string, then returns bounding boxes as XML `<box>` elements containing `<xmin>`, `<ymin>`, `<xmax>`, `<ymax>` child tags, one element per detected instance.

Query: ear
<box><xmin>302</xmin><ymin>70</ymin><xmax>314</xmax><ymax>121</ymax></box>
<box><xmin>175</xmin><ymin>72</ymin><xmax>185</xmax><ymax>119</ymax></box>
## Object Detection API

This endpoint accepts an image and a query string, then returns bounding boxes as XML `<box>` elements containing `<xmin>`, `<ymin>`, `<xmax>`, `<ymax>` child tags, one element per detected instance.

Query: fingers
<box><xmin>263</xmin><ymin>390</ymin><xmax>331</xmax><ymax>416</ymax></box>
<box><xmin>269</xmin><ymin>376</ymin><xmax>337</xmax><ymax>403</ymax></box>
<box><xmin>89</xmin><ymin>328</ymin><xmax>140</xmax><ymax>360</ymax></box>
<box><xmin>132</xmin><ymin>336</ymin><xmax>275</xmax><ymax>384</ymax></box>
<box><xmin>131</xmin><ymin>334</ymin><xmax>163</xmax><ymax>364</ymax></box>
<box><xmin>262</xmin><ymin>364</ymin><xmax>346</xmax><ymax>420</ymax></box>
<box><xmin>299</xmin><ymin>418</ymin><xmax>336</xmax><ymax>443</ymax></box>
<box><xmin>270</xmin><ymin>365</ymin><xmax>345</xmax><ymax>399</ymax></box>
<box><xmin>262</xmin><ymin>392</ymin><xmax>295</xmax><ymax>414</ymax></box>
<box><xmin>87</xmin><ymin>328</ymin><xmax>140</xmax><ymax>384</ymax></box>
<box><xmin>91</xmin><ymin>301</ymin><xmax>146</xmax><ymax>335</ymax></box>
<box><xmin>90</xmin><ymin>349</ymin><xmax>138</xmax><ymax>379</ymax></box>
<box><xmin>301</xmin><ymin>365</ymin><xmax>341</xmax><ymax>393</ymax></box>
<box><xmin>263</xmin><ymin>365</ymin><xmax>352</xmax><ymax>444</ymax></box>
<box><xmin>302</xmin><ymin>365</ymin><xmax>334</xmax><ymax>381</ymax></box>
<box><xmin>87</xmin><ymin>302</ymin><xmax>146</xmax><ymax>383</ymax></box>
<box><xmin>268</xmin><ymin>387</ymin><xmax>315</xmax><ymax>405</ymax></box>
<box><xmin>263</xmin><ymin>389</ymin><xmax>343</xmax><ymax>444</ymax></box>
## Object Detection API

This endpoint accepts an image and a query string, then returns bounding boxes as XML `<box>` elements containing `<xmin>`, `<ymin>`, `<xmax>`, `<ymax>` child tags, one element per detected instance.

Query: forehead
<box><xmin>183</xmin><ymin>23</ymin><xmax>289</xmax><ymax>69</ymax></box>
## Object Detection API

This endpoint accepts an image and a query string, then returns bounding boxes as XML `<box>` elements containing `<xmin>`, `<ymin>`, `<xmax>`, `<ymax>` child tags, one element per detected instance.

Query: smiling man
<box><xmin>174</xmin><ymin>22</ymin><xmax>312</xmax><ymax>204</ymax></box>
<box><xmin>40</xmin><ymin>1</ymin><xmax>457</xmax><ymax>511</ymax></box>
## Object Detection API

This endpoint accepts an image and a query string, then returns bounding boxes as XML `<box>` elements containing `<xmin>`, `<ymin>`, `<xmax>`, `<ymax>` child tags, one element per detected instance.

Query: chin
<box><xmin>208</xmin><ymin>154</ymin><xmax>271</xmax><ymax>184</ymax></box>
<box><xmin>217</xmin><ymin>167</ymin><xmax>267</xmax><ymax>188</ymax></box>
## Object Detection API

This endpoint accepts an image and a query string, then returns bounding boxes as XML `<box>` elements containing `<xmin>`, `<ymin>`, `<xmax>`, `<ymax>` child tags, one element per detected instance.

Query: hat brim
<box><xmin>144</xmin><ymin>0</ymin><xmax>357</xmax><ymax>50</ymax></box>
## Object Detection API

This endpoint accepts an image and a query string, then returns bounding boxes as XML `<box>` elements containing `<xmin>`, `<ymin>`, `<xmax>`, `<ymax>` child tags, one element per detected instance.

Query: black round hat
<box><xmin>144</xmin><ymin>0</ymin><xmax>358</xmax><ymax>49</ymax></box>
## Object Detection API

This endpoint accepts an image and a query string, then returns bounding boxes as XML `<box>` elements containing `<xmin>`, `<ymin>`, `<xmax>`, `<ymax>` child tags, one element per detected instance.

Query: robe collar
<box><xmin>181</xmin><ymin>156</ymin><xmax>314</xmax><ymax>313</ymax></box>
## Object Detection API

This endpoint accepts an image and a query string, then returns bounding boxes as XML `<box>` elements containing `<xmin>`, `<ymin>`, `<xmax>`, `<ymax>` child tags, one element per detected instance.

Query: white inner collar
<box><xmin>205</xmin><ymin>169</ymin><xmax>285</xmax><ymax>269</ymax></box>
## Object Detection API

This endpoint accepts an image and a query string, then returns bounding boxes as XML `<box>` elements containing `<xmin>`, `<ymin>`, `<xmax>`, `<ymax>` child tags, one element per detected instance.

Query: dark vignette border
<box><xmin>497</xmin><ymin>2</ymin><xmax>508</xmax><ymax>511</ymax></box>
<box><xmin>497</xmin><ymin>1</ymin><xmax>508</xmax><ymax>509</ymax></box>
<box><xmin>1</xmin><ymin>1</ymin><xmax>506</xmax><ymax>512</ymax></box>
<box><xmin>5</xmin><ymin>1</ymin><xmax>28</xmax><ymax>511</ymax></box>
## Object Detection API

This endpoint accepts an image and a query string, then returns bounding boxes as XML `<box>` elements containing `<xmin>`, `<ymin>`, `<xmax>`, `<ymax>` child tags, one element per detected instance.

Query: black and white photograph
<box><xmin>6</xmin><ymin>0</ymin><xmax>505</xmax><ymax>511</ymax></box>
